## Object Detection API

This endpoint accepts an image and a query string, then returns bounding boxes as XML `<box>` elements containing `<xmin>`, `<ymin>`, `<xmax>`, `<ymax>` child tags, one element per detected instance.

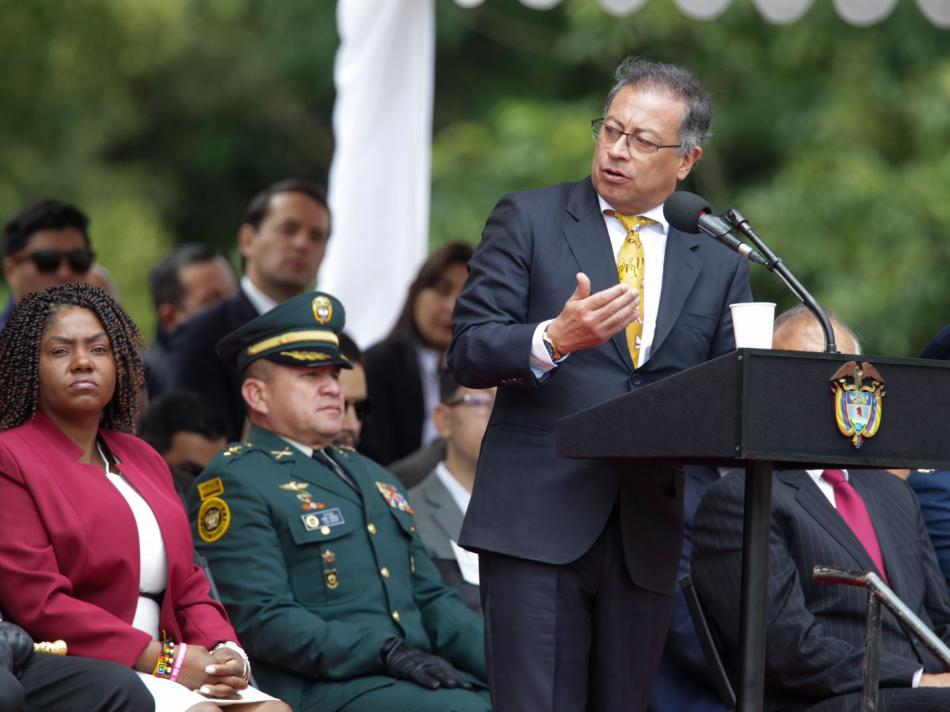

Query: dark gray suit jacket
<box><xmin>409</xmin><ymin>469</ymin><xmax>481</xmax><ymax>613</ymax></box>
<box><xmin>448</xmin><ymin>177</ymin><xmax>751</xmax><ymax>595</ymax></box>
<box><xmin>167</xmin><ymin>288</ymin><xmax>259</xmax><ymax>441</ymax></box>
<box><xmin>692</xmin><ymin>469</ymin><xmax>950</xmax><ymax>711</ymax></box>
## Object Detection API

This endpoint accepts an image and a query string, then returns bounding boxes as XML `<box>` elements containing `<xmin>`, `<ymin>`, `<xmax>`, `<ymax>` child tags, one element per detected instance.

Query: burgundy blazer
<box><xmin>0</xmin><ymin>412</ymin><xmax>236</xmax><ymax>666</ymax></box>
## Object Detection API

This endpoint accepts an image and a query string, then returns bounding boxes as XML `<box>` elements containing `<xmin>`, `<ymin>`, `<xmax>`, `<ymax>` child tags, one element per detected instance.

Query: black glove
<box><xmin>0</xmin><ymin>622</ymin><xmax>34</xmax><ymax>675</ymax></box>
<box><xmin>380</xmin><ymin>637</ymin><xmax>473</xmax><ymax>690</ymax></box>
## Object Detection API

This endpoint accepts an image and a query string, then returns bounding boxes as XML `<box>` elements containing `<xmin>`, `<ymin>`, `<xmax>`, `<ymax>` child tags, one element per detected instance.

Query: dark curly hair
<box><xmin>0</xmin><ymin>283</ymin><xmax>145</xmax><ymax>431</ymax></box>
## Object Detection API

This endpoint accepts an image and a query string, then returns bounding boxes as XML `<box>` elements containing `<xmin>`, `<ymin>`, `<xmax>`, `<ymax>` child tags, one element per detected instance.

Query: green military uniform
<box><xmin>188</xmin><ymin>290</ymin><xmax>489</xmax><ymax>712</ymax></box>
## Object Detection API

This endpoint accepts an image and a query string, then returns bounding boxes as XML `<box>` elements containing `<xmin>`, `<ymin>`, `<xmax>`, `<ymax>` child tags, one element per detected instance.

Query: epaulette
<box><xmin>220</xmin><ymin>441</ymin><xmax>255</xmax><ymax>458</ymax></box>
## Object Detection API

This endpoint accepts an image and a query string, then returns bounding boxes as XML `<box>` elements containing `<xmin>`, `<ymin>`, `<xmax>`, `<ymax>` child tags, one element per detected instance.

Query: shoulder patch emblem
<box><xmin>197</xmin><ymin>477</ymin><xmax>224</xmax><ymax>501</ymax></box>
<box><xmin>375</xmin><ymin>482</ymin><xmax>415</xmax><ymax>514</ymax></box>
<box><xmin>198</xmin><ymin>497</ymin><xmax>231</xmax><ymax>542</ymax></box>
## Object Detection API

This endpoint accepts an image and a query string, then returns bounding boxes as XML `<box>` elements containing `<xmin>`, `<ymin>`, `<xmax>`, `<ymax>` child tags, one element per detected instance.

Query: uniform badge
<box><xmin>279</xmin><ymin>481</ymin><xmax>309</xmax><ymax>492</ymax></box>
<box><xmin>375</xmin><ymin>482</ymin><xmax>415</xmax><ymax>514</ymax></box>
<box><xmin>322</xmin><ymin>549</ymin><xmax>335</xmax><ymax>564</ymax></box>
<box><xmin>301</xmin><ymin>508</ymin><xmax>345</xmax><ymax>532</ymax></box>
<box><xmin>271</xmin><ymin>448</ymin><xmax>293</xmax><ymax>460</ymax></box>
<box><xmin>197</xmin><ymin>477</ymin><xmax>224</xmax><ymax>501</ymax></box>
<box><xmin>324</xmin><ymin>568</ymin><xmax>339</xmax><ymax>590</ymax></box>
<box><xmin>830</xmin><ymin>360</ymin><xmax>886</xmax><ymax>449</ymax></box>
<box><xmin>312</xmin><ymin>296</ymin><xmax>333</xmax><ymax>324</ymax></box>
<box><xmin>198</xmin><ymin>497</ymin><xmax>231</xmax><ymax>542</ymax></box>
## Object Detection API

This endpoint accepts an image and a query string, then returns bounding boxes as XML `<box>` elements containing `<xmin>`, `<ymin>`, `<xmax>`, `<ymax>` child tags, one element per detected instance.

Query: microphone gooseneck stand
<box><xmin>723</xmin><ymin>209</ymin><xmax>838</xmax><ymax>354</ymax></box>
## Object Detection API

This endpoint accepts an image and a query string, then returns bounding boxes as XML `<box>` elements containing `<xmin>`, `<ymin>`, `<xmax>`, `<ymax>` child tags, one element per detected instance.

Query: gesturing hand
<box><xmin>545</xmin><ymin>273</ymin><xmax>638</xmax><ymax>356</ymax></box>
<box><xmin>0</xmin><ymin>622</ymin><xmax>34</xmax><ymax>675</ymax></box>
<box><xmin>381</xmin><ymin>637</ymin><xmax>473</xmax><ymax>691</ymax></box>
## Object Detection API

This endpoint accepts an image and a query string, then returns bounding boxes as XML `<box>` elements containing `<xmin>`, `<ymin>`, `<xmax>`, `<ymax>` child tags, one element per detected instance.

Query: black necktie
<box><xmin>313</xmin><ymin>449</ymin><xmax>359</xmax><ymax>493</ymax></box>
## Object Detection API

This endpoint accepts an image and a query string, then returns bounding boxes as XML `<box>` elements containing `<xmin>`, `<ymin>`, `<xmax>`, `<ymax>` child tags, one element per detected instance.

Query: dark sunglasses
<box><xmin>12</xmin><ymin>249</ymin><xmax>95</xmax><ymax>274</ymax></box>
<box><xmin>344</xmin><ymin>397</ymin><xmax>373</xmax><ymax>420</ymax></box>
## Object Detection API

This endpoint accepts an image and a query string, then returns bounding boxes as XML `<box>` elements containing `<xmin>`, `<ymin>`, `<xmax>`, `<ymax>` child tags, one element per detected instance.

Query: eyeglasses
<box><xmin>11</xmin><ymin>249</ymin><xmax>95</xmax><ymax>274</ymax></box>
<box><xmin>591</xmin><ymin>119</ymin><xmax>682</xmax><ymax>155</ymax></box>
<box><xmin>344</xmin><ymin>397</ymin><xmax>372</xmax><ymax>420</ymax></box>
<box><xmin>446</xmin><ymin>393</ymin><xmax>494</xmax><ymax>413</ymax></box>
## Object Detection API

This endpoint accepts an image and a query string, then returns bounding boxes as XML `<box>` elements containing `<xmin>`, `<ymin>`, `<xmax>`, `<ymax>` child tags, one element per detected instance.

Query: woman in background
<box><xmin>359</xmin><ymin>242</ymin><xmax>473</xmax><ymax>467</ymax></box>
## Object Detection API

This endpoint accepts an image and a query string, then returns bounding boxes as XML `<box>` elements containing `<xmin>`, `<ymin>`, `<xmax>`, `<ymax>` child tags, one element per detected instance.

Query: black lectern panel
<box><xmin>556</xmin><ymin>349</ymin><xmax>950</xmax><ymax>471</ymax></box>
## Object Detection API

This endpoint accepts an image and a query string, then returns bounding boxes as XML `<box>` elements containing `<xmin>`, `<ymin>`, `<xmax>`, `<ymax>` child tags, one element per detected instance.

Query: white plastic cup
<box><xmin>730</xmin><ymin>302</ymin><xmax>776</xmax><ymax>349</ymax></box>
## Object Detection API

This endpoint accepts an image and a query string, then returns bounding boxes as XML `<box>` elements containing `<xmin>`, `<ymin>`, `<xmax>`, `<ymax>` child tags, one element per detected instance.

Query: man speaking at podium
<box><xmin>448</xmin><ymin>57</ymin><xmax>752</xmax><ymax>711</ymax></box>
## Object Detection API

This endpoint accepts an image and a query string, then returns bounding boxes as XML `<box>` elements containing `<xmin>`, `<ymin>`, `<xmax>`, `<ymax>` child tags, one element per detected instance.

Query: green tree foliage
<box><xmin>2</xmin><ymin>0</ymin><xmax>947</xmax><ymax>355</ymax></box>
<box><xmin>431</xmin><ymin>0</ymin><xmax>950</xmax><ymax>355</ymax></box>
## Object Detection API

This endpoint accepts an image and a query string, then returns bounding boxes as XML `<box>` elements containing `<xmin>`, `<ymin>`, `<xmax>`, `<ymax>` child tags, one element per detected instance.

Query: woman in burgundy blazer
<box><xmin>0</xmin><ymin>284</ymin><xmax>288</xmax><ymax>712</ymax></box>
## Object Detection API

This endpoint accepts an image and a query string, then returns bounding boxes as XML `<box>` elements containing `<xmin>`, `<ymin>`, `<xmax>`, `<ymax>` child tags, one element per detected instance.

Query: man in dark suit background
<box><xmin>692</xmin><ymin>311</ymin><xmax>950</xmax><ymax>711</ymax></box>
<box><xmin>168</xmin><ymin>179</ymin><xmax>330</xmax><ymax>440</ymax></box>
<box><xmin>410</xmin><ymin>371</ymin><xmax>494</xmax><ymax>613</ymax></box>
<box><xmin>448</xmin><ymin>57</ymin><xmax>751</xmax><ymax>711</ymax></box>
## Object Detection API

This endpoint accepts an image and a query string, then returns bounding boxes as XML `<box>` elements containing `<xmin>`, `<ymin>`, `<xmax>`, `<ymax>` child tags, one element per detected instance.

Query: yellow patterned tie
<box><xmin>604</xmin><ymin>210</ymin><xmax>657</xmax><ymax>367</ymax></box>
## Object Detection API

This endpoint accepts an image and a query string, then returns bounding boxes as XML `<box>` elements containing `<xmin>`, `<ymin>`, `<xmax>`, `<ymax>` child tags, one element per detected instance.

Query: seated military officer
<box><xmin>189</xmin><ymin>291</ymin><xmax>489</xmax><ymax>712</ymax></box>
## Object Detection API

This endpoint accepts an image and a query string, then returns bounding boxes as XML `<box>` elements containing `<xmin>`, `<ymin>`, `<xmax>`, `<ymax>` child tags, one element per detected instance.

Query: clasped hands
<box><xmin>545</xmin><ymin>273</ymin><xmax>639</xmax><ymax>357</ymax></box>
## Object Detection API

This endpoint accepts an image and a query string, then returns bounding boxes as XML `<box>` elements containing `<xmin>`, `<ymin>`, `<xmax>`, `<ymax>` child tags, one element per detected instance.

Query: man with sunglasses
<box><xmin>409</xmin><ymin>372</ymin><xmax>494</xmax><ymax>614</ymax></box>
<box><xmin>448</xmin><ymin>57</ymin><xmax>752</xmax><ymax>711</ymax></box>
<box><xmin>1</xmin><ymin>199</ymin><xmax>95</xmax><ymax>331</ymax></box>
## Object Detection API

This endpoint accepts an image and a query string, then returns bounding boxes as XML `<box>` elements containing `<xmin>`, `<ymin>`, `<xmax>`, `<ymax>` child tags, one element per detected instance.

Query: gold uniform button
<box><xmin>367</xmin><ymin>523</ymin><xmax>377</xmax><ymax>535</ymax></box>
<box><xmin>320</xmin><ymin>526</ymin><xmax>331</xmax><ymax>535</ymax></box>
<box><xmin>380</xmin><ymin>566</ymin><xmax>390</xmax><ymax>578</ymax></box>
<box><xmin>391</xmin><ymin>610</ymin><xmax>400</xmax><ymax>622</ymax></box>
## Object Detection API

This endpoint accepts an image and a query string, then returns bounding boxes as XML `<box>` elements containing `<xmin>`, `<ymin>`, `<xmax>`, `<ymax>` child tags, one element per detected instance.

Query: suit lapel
<box><xmin>850</xmin><ymin>473</ymin><xmax>899</xmax><ymax>589</ymax></box>
<box><xmin>424</xmin><ymin>474</ymin><xmax>465</xmax><ymax>545</ymax></box>
<box><xmin>779</xmin><ymin>470</ymin><xmax>879</xmax><ymax>574</ymax></box>
<box><xmin>652</xmin><ymin>229</ymin><xmax>701</xmax><ymax>357</ymax></box>
<box><xmin>563</xmin><ymin>179</ymin><xmax>633</xmax><ymax>370</ymax></box>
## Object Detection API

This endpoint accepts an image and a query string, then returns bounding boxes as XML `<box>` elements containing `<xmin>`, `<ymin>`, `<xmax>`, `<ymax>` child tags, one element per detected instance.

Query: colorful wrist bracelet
<box><xmin>152</xmin><ymin>638</ymin><xmax>176</xmax><ymax>679</ymax></box>
<box><xmin>169</xmin><ymin>642</ymin><xmax>188</xmax><ymax>682</ymax></box>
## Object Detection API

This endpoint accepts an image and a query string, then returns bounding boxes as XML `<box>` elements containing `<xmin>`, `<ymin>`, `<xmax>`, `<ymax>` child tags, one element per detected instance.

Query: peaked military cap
<box><xmin>216</xmin><ymin>291</ymin><xmax>353</xmax><ymax>372</ymax></box>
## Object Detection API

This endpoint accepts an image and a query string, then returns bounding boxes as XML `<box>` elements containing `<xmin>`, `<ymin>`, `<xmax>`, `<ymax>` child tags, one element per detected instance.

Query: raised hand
<box><xmin>545</xmin><ymin>272</ymin><xmax>638</xmax><ymax>356</ymax></box>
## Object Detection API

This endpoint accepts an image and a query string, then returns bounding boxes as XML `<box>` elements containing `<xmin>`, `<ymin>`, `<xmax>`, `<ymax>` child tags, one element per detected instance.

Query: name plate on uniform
<box><xmin>301</xmin><ymin>508</ymin><xmax>345</xmax><ymax>532</ymax></box>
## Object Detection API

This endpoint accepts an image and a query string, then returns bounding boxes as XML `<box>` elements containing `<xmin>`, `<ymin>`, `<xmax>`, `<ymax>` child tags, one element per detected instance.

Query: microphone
<box><xmin>663</xmin><ymin>192</ymin><xmax>768</xmax><ymax>266</ymax></box>
<box><xmin>720</xmin><ymin>207</ymin><xmax>838</xmax><ymax>354</ymax></box>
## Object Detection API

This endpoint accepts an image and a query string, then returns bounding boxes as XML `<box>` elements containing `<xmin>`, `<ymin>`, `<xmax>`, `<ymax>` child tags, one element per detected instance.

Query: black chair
<box><xmin>680</xmin><ymin>573</ymin><xmax>736</xmax><ymax>712</ymax></box>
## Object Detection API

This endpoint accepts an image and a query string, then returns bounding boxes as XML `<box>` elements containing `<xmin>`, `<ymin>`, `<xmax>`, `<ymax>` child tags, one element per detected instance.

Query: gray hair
<box><xmin>603</xmin><ymin>57</ymin><xmax>712</xmax><ymax>154</ymax></box>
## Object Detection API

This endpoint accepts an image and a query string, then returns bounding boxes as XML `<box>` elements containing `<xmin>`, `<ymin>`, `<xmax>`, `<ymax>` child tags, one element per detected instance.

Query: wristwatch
<box><xmin>542</xmin><ymin>327</ymin><xmax>566</xmax><ymax>362</ymax></box>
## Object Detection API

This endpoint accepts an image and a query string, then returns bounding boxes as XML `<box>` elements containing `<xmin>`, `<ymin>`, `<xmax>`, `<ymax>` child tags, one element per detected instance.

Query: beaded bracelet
<box><xmin>152</xmin><ymin>638</ymin><xmax>176</xmax><ymax>679</ymax></box>
<box><xmin>169</xmin><ymin>642</ymin><xmax>188</xmax><ymax>683</ymax></box>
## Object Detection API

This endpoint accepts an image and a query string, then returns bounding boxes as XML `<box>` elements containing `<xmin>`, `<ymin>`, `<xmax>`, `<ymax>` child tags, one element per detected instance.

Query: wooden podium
<box><xmin>556</xmin><ymin>348</ymin><xmax>950</xmax><ymax>712</ymax></box>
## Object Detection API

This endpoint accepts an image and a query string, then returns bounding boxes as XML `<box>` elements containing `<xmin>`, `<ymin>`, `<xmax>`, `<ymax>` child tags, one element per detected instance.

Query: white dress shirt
<box><xmin>434</xmin><ymin>461</ymin><xmax>472</xmax><ymax>515</ymax></box>
<box><xmin>530</xmin><ymin>197</ymin><xmax>669</xmax><ymax>377</ymax></box>
<box><xmin>240</xmin><ymin>275</ymin><xmax>279</xmax><ymax>316</ymax></box>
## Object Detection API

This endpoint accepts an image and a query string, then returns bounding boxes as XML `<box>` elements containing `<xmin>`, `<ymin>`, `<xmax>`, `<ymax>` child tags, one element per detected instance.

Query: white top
<box><xmin>434</xmin><ymin>461</ymin><xmax>471</xmax><ymax>514</ymax></box>
<box><xmin>417</xmin><ymin>346</ymin><xmax>441</xmax><ymax>445</ymax></box>
<box><xmin>805</xmin><ymin>468</ymin><xmax>850</xmax><ymax>509</ymax></box>
<box><xmin>240</xmin><ymin>275</ymin><xmax>278</xmax><ymax>316</ymax></box>
<box><xmin>99</xmin><ymin>443</ymin><xmax>168</xmax><ymax>638</ymax></box>
<box><xmin>530</xmin><ymin>197</ymin><xmax>669</xmax><ymax>376</ymax></box>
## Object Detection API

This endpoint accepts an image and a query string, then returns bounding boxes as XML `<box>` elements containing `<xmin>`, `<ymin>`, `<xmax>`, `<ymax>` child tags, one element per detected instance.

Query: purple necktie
<box><xmin>821</xmin><ymin>469</ymin><xmax>889</xmax><ymax>584</ymax></box>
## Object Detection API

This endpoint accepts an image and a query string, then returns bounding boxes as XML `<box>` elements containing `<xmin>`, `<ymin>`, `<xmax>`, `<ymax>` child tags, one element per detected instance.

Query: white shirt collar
<box><xmin>434</xmin><ymin>461</ymin><xmax>472</xmax><ymax>514</ymax></box>
<box><xmin>807</xmin><ymin>469</ymin><xmax>849</xmax><ymax>484</ymax></box>
<box><xmin>597</xmin><ymin>194</ymin><xmax>669</xmax><ymax>235</ymax></box>
<box><xmin>240</xmin><ymin>275</ymin><xmax>279</xmax><ymax>316</ymax></box>
<box><xmin>279</xmin><ymin>435</ymin><xmax>314</xmax><ymax>458</ymax></box>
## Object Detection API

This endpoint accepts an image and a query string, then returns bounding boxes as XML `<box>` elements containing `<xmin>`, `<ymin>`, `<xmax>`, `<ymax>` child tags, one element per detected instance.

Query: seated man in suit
<box><xmin>169</xmin><ymin>180</ymin><xmax>331</xmax><ymax>440</ymax></box>
<box><xmin>409</xmin><ymin>372</ymin><xmax>494</xmax><ymax>613</ymax></box>
<box><xmin>190</xmin><ymin>291</ymin><xmax>489</xmax><ymax>712</ymax></box>
<box><xmin>692</xmin><ymin>307</ymin><xmax>950</xmax><ymax>711</ymax></box>
<box><xmin>0</xmin><ymin>619</ymin><xmax>153</xmax><ymax>712</ymax></box>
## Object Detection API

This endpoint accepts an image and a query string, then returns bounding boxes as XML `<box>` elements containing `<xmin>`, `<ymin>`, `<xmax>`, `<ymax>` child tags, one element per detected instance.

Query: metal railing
<box><xmin>813</xmin><ymin>566</ymin><xmax>950</xmax><ymax>712</ymax></box>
